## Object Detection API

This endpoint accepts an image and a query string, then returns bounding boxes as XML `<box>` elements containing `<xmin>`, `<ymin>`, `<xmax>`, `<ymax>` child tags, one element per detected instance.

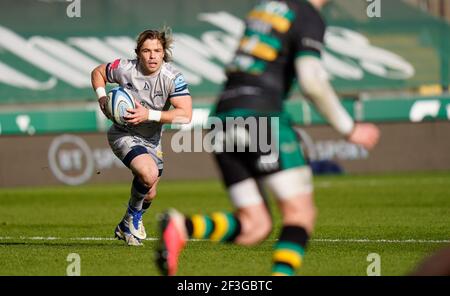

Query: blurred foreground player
<box><xmin>411</xmin><ymin>246</ymin><xmax>450</xmax><ymax>276</ymax></box>
<box><xmin>156</xmin><ymin>0</ymin><xmax>379</xmax><ymax>274</ymax></box>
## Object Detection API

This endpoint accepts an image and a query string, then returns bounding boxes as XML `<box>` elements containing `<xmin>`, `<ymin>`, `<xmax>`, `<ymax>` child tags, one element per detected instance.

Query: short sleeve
<box><xmin>169</xmin><ymin>73</ymin><xmax>190</xmax><ymax>99</ymax></box>
<box><xmin>105</xmin><ymin>58</ymin><xmax>128</xmax><ymax>84</ymax></box>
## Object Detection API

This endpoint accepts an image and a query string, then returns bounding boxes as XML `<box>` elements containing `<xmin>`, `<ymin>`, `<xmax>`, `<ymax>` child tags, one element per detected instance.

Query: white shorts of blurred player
<box><xmin>229</xmin><ymin>167</ymin><xmax>313</xmax><ymax>208</ymax></box>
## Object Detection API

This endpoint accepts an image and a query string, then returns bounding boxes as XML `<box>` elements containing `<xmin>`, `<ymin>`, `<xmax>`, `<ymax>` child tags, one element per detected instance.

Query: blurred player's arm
<box><xmin>90</xmin><ymin>64</ymin><xmax>110</xmax><ymax>118</ymax></box>
<box><xmin>295</xmin><ymin>56</ymin><xmax>379</xmax><ymax>149</ymax></box>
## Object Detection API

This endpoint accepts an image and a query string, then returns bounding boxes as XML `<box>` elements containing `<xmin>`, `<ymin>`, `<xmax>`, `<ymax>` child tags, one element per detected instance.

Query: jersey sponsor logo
<box><xmin>174</xmin><ymin>74</ymin><xmax>188</xmax><ymax>92</ymax></box>
<box><xmin>174</xmin><ymin>74</ymin><xmax>187</xmax><ymax>87</ymax></box>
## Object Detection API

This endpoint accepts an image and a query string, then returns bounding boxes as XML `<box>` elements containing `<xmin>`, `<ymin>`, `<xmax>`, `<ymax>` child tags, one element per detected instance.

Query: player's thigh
<box><xmin>264</xmin><ymin>166</ymin><xmax>313</xmax><ymax>202</ymax></box>
<box><xmin>214</xmin><ymin>151</ymin><xmax>251</xmax><ymax>188</ymax></box>
<box><xmin>108</xmin><ymin>130</ymin><xmax>161</xmax><ymax>185</ymax></box>
<box><xmin>130</xmin><ymin>154</ymin><xmax>159</xmax><ymax>185</ymax></box>
<box><xmin>215</xmin><ymin>151</ymin><xmax>267</xmax><ymax>206</ymax></box>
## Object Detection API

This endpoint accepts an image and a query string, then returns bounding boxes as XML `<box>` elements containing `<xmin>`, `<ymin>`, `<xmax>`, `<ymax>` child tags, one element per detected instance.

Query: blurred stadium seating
<box><xmin>0</xmin><ymin>0</ymin><xmax>448</xmax><ymax>105</ymax></box>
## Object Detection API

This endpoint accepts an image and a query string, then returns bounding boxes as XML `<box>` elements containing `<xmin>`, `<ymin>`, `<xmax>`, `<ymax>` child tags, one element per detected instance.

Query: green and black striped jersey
<box><xmin>217</xmin><ymin>0</ymin><xmax>325</xmax><ymax>113</ymax></box>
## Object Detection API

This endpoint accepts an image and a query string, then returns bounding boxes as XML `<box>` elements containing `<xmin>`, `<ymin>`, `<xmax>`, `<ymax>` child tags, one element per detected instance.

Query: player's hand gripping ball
<box><xmin>106</xmin><ymin>87</ymin><xmax>136</xmax><ymax>126</ymax></box>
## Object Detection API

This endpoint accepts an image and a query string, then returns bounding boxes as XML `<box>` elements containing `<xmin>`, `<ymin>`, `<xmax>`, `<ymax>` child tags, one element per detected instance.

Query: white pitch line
<box><xmin>314</xmin><ymin>177</ymin><xmax>450</xmax><ymax>188</ymax></box>
<box><xmin>0</xmin><ymin>236</ymin><xmax>448</xmax><ymax>244</ymax></box>
<box><xmin>312</xmin><ymin>238</ymin><xmax>450</xmax><ymax>244</ymax></box>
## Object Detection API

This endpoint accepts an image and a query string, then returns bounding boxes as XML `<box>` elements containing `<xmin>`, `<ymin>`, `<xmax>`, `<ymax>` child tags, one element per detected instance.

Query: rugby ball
<box><xmin>107</xmin><ymin>87</ymin><xmax>135</xmax><ymax>126</ymax></box>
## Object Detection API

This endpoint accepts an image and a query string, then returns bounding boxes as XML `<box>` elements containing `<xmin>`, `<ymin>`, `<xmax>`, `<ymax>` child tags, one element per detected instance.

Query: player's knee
<box><xmin>283</xmin><ymin>200</ymin><xmax>317</xmax><ymax>233</ymax></box>
<box><xmin>147</xmin><ymin>187</ymin><xmax>157</xmax><ymax>200</ymax></box>
<box><xmin>297</xmin><ymin>204</ymin><xmax>316</xmax><ymax>223</ymax></box>
<box><xmin>239</xmin><ymin>209</ymin><xmax>272</xmax><ymax>245</ymax></box>
<box><xmin>143</xmin><ymin>194</ymin><xmax>155</xmax><ymax>204</ymax></box>
<box><xmin>302</xmin><ymin>204</ymin><xmax>317</xmax><ymax>229</ymax></box>
<box><xmin>311</xmin><ymin>204</ymin><xmax>317</xmax><ymax>223</ymax></box>
<box><xmin>138</xmin><ymin>170</ymin><xmax>158</xmax><ymax>189</ymax></box>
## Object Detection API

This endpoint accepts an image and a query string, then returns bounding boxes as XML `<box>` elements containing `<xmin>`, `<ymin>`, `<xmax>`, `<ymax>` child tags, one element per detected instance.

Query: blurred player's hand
<box><xmin>98</xmin><ymin>96</ymin><xmax>112</xmax><ymax>119</ymax></box>
<box><xmin>348</xmin><ymin>123</ymin><xmax>380</xmax><ymax>150</ymax></box>
<box><xmin>124</xmin><ymin>99</ymin><xmax>148</xmax><ymax>126</ymax></box>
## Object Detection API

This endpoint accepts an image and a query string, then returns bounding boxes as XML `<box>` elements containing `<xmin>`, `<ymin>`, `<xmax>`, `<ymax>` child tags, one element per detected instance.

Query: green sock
<box><xmin>185</xmin><ymin>212</ymin><xmax>241</xmax><ymax>242</ymax></box>
<box><xmin>272</xmin><ymin>225</ymin><xmax>308</xmax><ymax>276</ymax></box>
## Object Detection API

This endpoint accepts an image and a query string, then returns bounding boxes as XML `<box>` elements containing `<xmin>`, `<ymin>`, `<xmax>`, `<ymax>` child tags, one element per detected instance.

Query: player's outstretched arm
<box><xmin>91</xmin><ymin>64</ymin><xmax>111</xmax><ymax>119</ymax></box>
<box><xmin>295</xmin><ymin>55</ymin><xmax>379</xmax><ymax>150</ymax></box>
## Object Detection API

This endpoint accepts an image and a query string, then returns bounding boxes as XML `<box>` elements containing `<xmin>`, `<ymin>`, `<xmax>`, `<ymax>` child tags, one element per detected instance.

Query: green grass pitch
<box><xmin>0</xmin><ymin>172</ymin><xmax>449</xmax><ymax>276</ymax></box>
